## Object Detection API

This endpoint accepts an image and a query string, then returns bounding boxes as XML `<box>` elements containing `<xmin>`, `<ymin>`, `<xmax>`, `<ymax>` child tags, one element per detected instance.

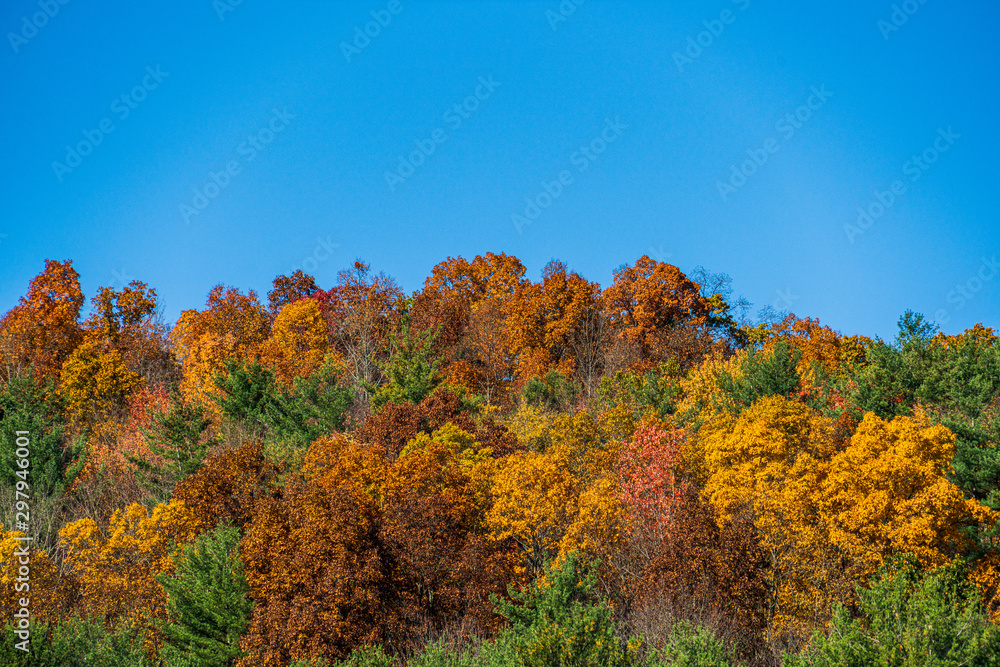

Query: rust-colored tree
<box><xmin>601</xmin><ymin>256</ymin><xmax>713</xmax><ymax>370</ymax></box>
<box><xmin>314</xmin><ymin>261</ymin><xmax>403</xmax><ymax>410</ymax></box>
<box><xmin>238</xmin><ymin>470</ymin><xmax>388</xmax><ymax>666</ymax></box>
<box><xmin>0</xmin><ymin>259</ymin><xmax>84</xmax><ymax>383</ymax></box>
<box><xmin>267</xmin><ymin>270</ymin><xmax>319</xmax><ymax>317</ymax></box>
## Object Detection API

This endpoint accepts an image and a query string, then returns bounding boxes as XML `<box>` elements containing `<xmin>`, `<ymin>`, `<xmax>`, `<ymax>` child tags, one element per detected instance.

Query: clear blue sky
<box><xmin>2</xmin><ymin>0</ymin><xmax>998</xmax><ymax>340</ymax></box>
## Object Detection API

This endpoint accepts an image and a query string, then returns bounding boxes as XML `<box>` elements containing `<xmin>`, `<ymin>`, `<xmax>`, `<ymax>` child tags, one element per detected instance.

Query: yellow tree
<box><xmin>488</xmin><ymin>411</ymin><xmax>623</xmax><ymax>574</ymax></box>
<box><xmin>260</xmin><ymin>297</ymin><xmax>328</xmax><ymax>385</ymax></box>
<box><xmin>86</xmin><ymin>281</ymin><xmax>173</xmax><ymax>383</ymax></box>
<box><xmin>820</xmin><ymin>410</ymin><xmax>996</xmax><ymax>580</ymax></box>
<box><xmin>698</xmin><ymin>396</ymin><xmax>850</xmax><ymax>639</ymax></box>
<box><xmin>0</xmin><ymin>525</ymin><xmax>71</xmax><ymax>623</ymax></box>
<box><xmin>170</xmin><ymin>286</ymin><xmax>271</xmax><ymax>404</ymax></box>
<box><xmin>60</xmin><ymin>336</ymin><xmax>142</xmax><ymax>424</ymax></box>
<box><xmin>59</xmin><ymin>500</ymin><xmax>201</xmax><ymax>631</ymax></box>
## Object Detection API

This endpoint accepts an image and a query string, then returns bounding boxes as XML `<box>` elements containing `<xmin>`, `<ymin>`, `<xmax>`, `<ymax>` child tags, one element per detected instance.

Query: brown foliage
<box><xmin>354</xmin><ymin>387</ymin><xmax>517</xmax><ymax>461</ymax></box>
<box><xmin>601</xmin><ymin>256</ymin><xmax>713</xmax><ymax>370</ymax></box>
<box><xmin>267</xmin><ymin>270</ymin><xmax>319</xmax><ymax>316</ymax></box>
<box><xmin>633</xmin><ymin>487</ymin><xmax>770</xmax><ymax>662</ymax></box>
<box><xmin>171</xmin><ymin>441</ymin><xmax>281</xmax><ymax>533</ymax></box>
<box><xmin>239</xmin><ymin>475</ymin><xmax>387</xmax><ymax>666</ymax></box>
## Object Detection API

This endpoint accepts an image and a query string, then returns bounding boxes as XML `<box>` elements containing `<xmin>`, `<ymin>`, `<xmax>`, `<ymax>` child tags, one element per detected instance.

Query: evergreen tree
<box><xmin>130</xmin><ymin>392</ymin><xmax>217</xmax><ymax>501</ymax></box>
<box><xmin>370</xmin><ymin>318</ymin><xmax>440</xmax><ymax>411</ymax></box>
<box><xmin>157</xmin><ymin>524</ymin><xmax>254</xmax><ymax>667</ymax></box>
<box><xmin>0</xmin><ymin>373</ymin><xmax>82</xmax><ymax>495</ymax></box>
<box><xmin>787</xmin><ymin>555</ymin><xmax>1000</xmax><ymax>667</ymax></box>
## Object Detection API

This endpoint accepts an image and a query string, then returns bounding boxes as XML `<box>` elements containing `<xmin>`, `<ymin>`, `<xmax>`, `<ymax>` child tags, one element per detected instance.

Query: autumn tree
<box><xmin>410</xmin><ymin>253</ymin><xmax>528</xmax><ymax>402</ymax></box>
<box><xmin>267</xmin><ymin>270</ymin><xmax>319</xmax><ymax>317</ymax></box>
<box><xmin>820</xmin><ymin>410</ymin><xmax>996</xmax><ymax>581</ymax></box>
<box><xmin>503</xmin><ymin>260</ymin><xmax>601</xmax><ymax>388</ymax></box>
<box><xmin>601</xmin><ymin>256</ymin><xmax>714</xmax><ymax>370</ymax></box>
<box><xmin>238</xmin><ymin>470</ymin><xmax>387</xmax><ymax>665</ymax></box>
<box><xmin>487</xmin><ymin>411</ymin><xmax>623</xmax><ymax>574</ymax></box>
<box><xmin>0</xmin><ymin>259</ymin><xmax>84</xmax><ymax>383</ymax></box>
<box><xmin>86</xmin><ymin>281</ymin><xmax>177</xmax><ymax>387</ymax></box>
<box><xmin>633</xmin><ymin>488</ymin><xmax>770</xmax><ymax>664</ymax></box>
<box><xmin>260</xmin><ymin>297</ymin><xmax>328</xmax><ymax>385</ymax></box>
<box><xmin>314</xmin><ymin>261</ymin><xmax>403</xmax><ymax>411</ymax></box>
<box><xmin>171</xmin><ymin>441</ymin><xmax>281</xmax><ymax>533</ymax></box>
<box><xmin>379</xmin><ymin>425</ymin><xmax>519</xmax><ymax>649</ymax></box>
<box><xmin>170</xmin><ymin>286</ymin><xmax>271</xmax><ymax>405</ymax></box>
<box><xmin>59</xmin><ymin>500</ymin><xmax>201</xmax><ymax>629</ymax></box>
<box><xmin>698</xmin><ymin>396</ymin><xmax>850</xmax><ymax>641</ymax></box>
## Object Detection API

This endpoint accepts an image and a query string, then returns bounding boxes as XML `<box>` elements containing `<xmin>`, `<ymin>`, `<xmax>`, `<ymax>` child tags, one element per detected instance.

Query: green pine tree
<box><xmin>370</xmin><ymin>317</ymin><xmax>441</xmax><ymax>411</ymax></box>
<box><xmin>129</xmin><ymin>392</ymin><xmax>217</xmax><ymax>502</ymax></box>
<box><xmin>157</xmin><ymin>524</ymin><xmax>254</xmax><ymax>667</ymax></box>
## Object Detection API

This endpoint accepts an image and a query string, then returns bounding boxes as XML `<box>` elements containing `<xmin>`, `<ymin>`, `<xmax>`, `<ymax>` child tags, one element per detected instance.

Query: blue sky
<box><xmin>2</xmin><ymin>0</ymin><xmax>998</xmax><ymax>340</ymax></box>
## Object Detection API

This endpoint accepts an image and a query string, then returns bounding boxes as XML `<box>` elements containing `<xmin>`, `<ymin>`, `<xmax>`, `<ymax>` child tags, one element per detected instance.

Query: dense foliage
<box><xmin>1</xmin><ymin>255</ymin><xmax>999</xmax><ymax>666</ymax></box>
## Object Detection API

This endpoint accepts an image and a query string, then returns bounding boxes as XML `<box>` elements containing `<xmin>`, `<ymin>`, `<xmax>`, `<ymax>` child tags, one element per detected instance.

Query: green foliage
<box><xmin>129</xmin><ymin>391</ymin><xmax>218</xmax><ymax>502</ymax></box>
<box><xmin>786</xmin><ymin>555</ymin><xmax>1000</xmax><ymax>667</ymax></box>
<box><xmin>645</xmin><ymin>621</ymin><xmax>735</xmax><ymax>667</ymax></box>
<box><xmin>0</xmin><ymin>373</ymin><xmax>80</xmax><ymax>495</ymax></box>
<box><xmin>213</xmin><ymin>359</ymin><xmax>283</xmax><ymax>429</ymax></box>
<box><xmin>0</xmin><ymin>616</ymin><xmax>152</xmax><ymax>666</ymax></box>
<box><xmin>491</xmin><ymin>552</ymin><xmax>633</xmax><ymax>667</ymax></box>
<box><xmin>156</xmin><ymin>524</ymin><xmax>253</xmax><ymax>667</ymax></box>
<box><xmin>716</xmin><ymin>339</ymin><xmax>802</xmax><ymax>413</ymax></box>
<box><xmin>271</xmin><ymin>358</ymin><xmax>354</xmax><ymax>446</ymax></box>
<box><xmin>896</xmin><ymin>310</ymin><xmax>938</xmax><ymax>349</ymax></box>
<box><xmin>334</xmin><ymin>645</ymin><xmax>393</xmax><ymax>666</ymax></box>
<box><xmin>523</xmin><ymin>370</ymin><xmax>578</xmax><ymax>412</ymax></box>
<box><xmin>370</xmin><ymin>319</ymin><xmax>441</xmax><ymax>411</ymax></box>
<box><xmin>214</xmin><ymin>358</ymin><xmax>353</xmax><ymax>449</ymax></box>
<box><xmin>596</xmin><ymin>362</ymin><xmax>681</xmax><ymax>418</ymax></box>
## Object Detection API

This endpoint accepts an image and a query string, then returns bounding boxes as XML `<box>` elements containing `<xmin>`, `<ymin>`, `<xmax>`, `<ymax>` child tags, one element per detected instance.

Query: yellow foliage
<box><xmin>488</xmin><ymin>410</ymin><xmax>624</xmax><ymax>573</ymax></box>
<box><xmin>60</xmin><ymin>333</ymin><xmax>142</xmax><ymax>422</ymax></box>
<box><xmin>676</xmin><ymin>347</ymin><xmax>746</xmax><ymax>427</ymax></box>
<box><xmin>699</xmin><ymin>396</ymin><xmax>847</xmax><ymax>639</ymax></box>
<box><xmin>59</xmin><ymin>500</ymin><xmax>200</xmax><ymax>625</ymax></box>
<box><xmin>821</xmin><ymin>411</ymin><xmax>997</xmax><ymax>579</ymax></box>
<box><xmin>260</xmin><ymin>298</ymin><xmax>328</xmax><ymax>385</ymax></box>
<box><xmin>0</xmin><ymin>526</ymin><xmax>68</xmax><ymax>622</ymax></box>
<box><xmin>170</xmin><ymin>286</ymin><xmax>270</xmax><ymax>405</ymax></box>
